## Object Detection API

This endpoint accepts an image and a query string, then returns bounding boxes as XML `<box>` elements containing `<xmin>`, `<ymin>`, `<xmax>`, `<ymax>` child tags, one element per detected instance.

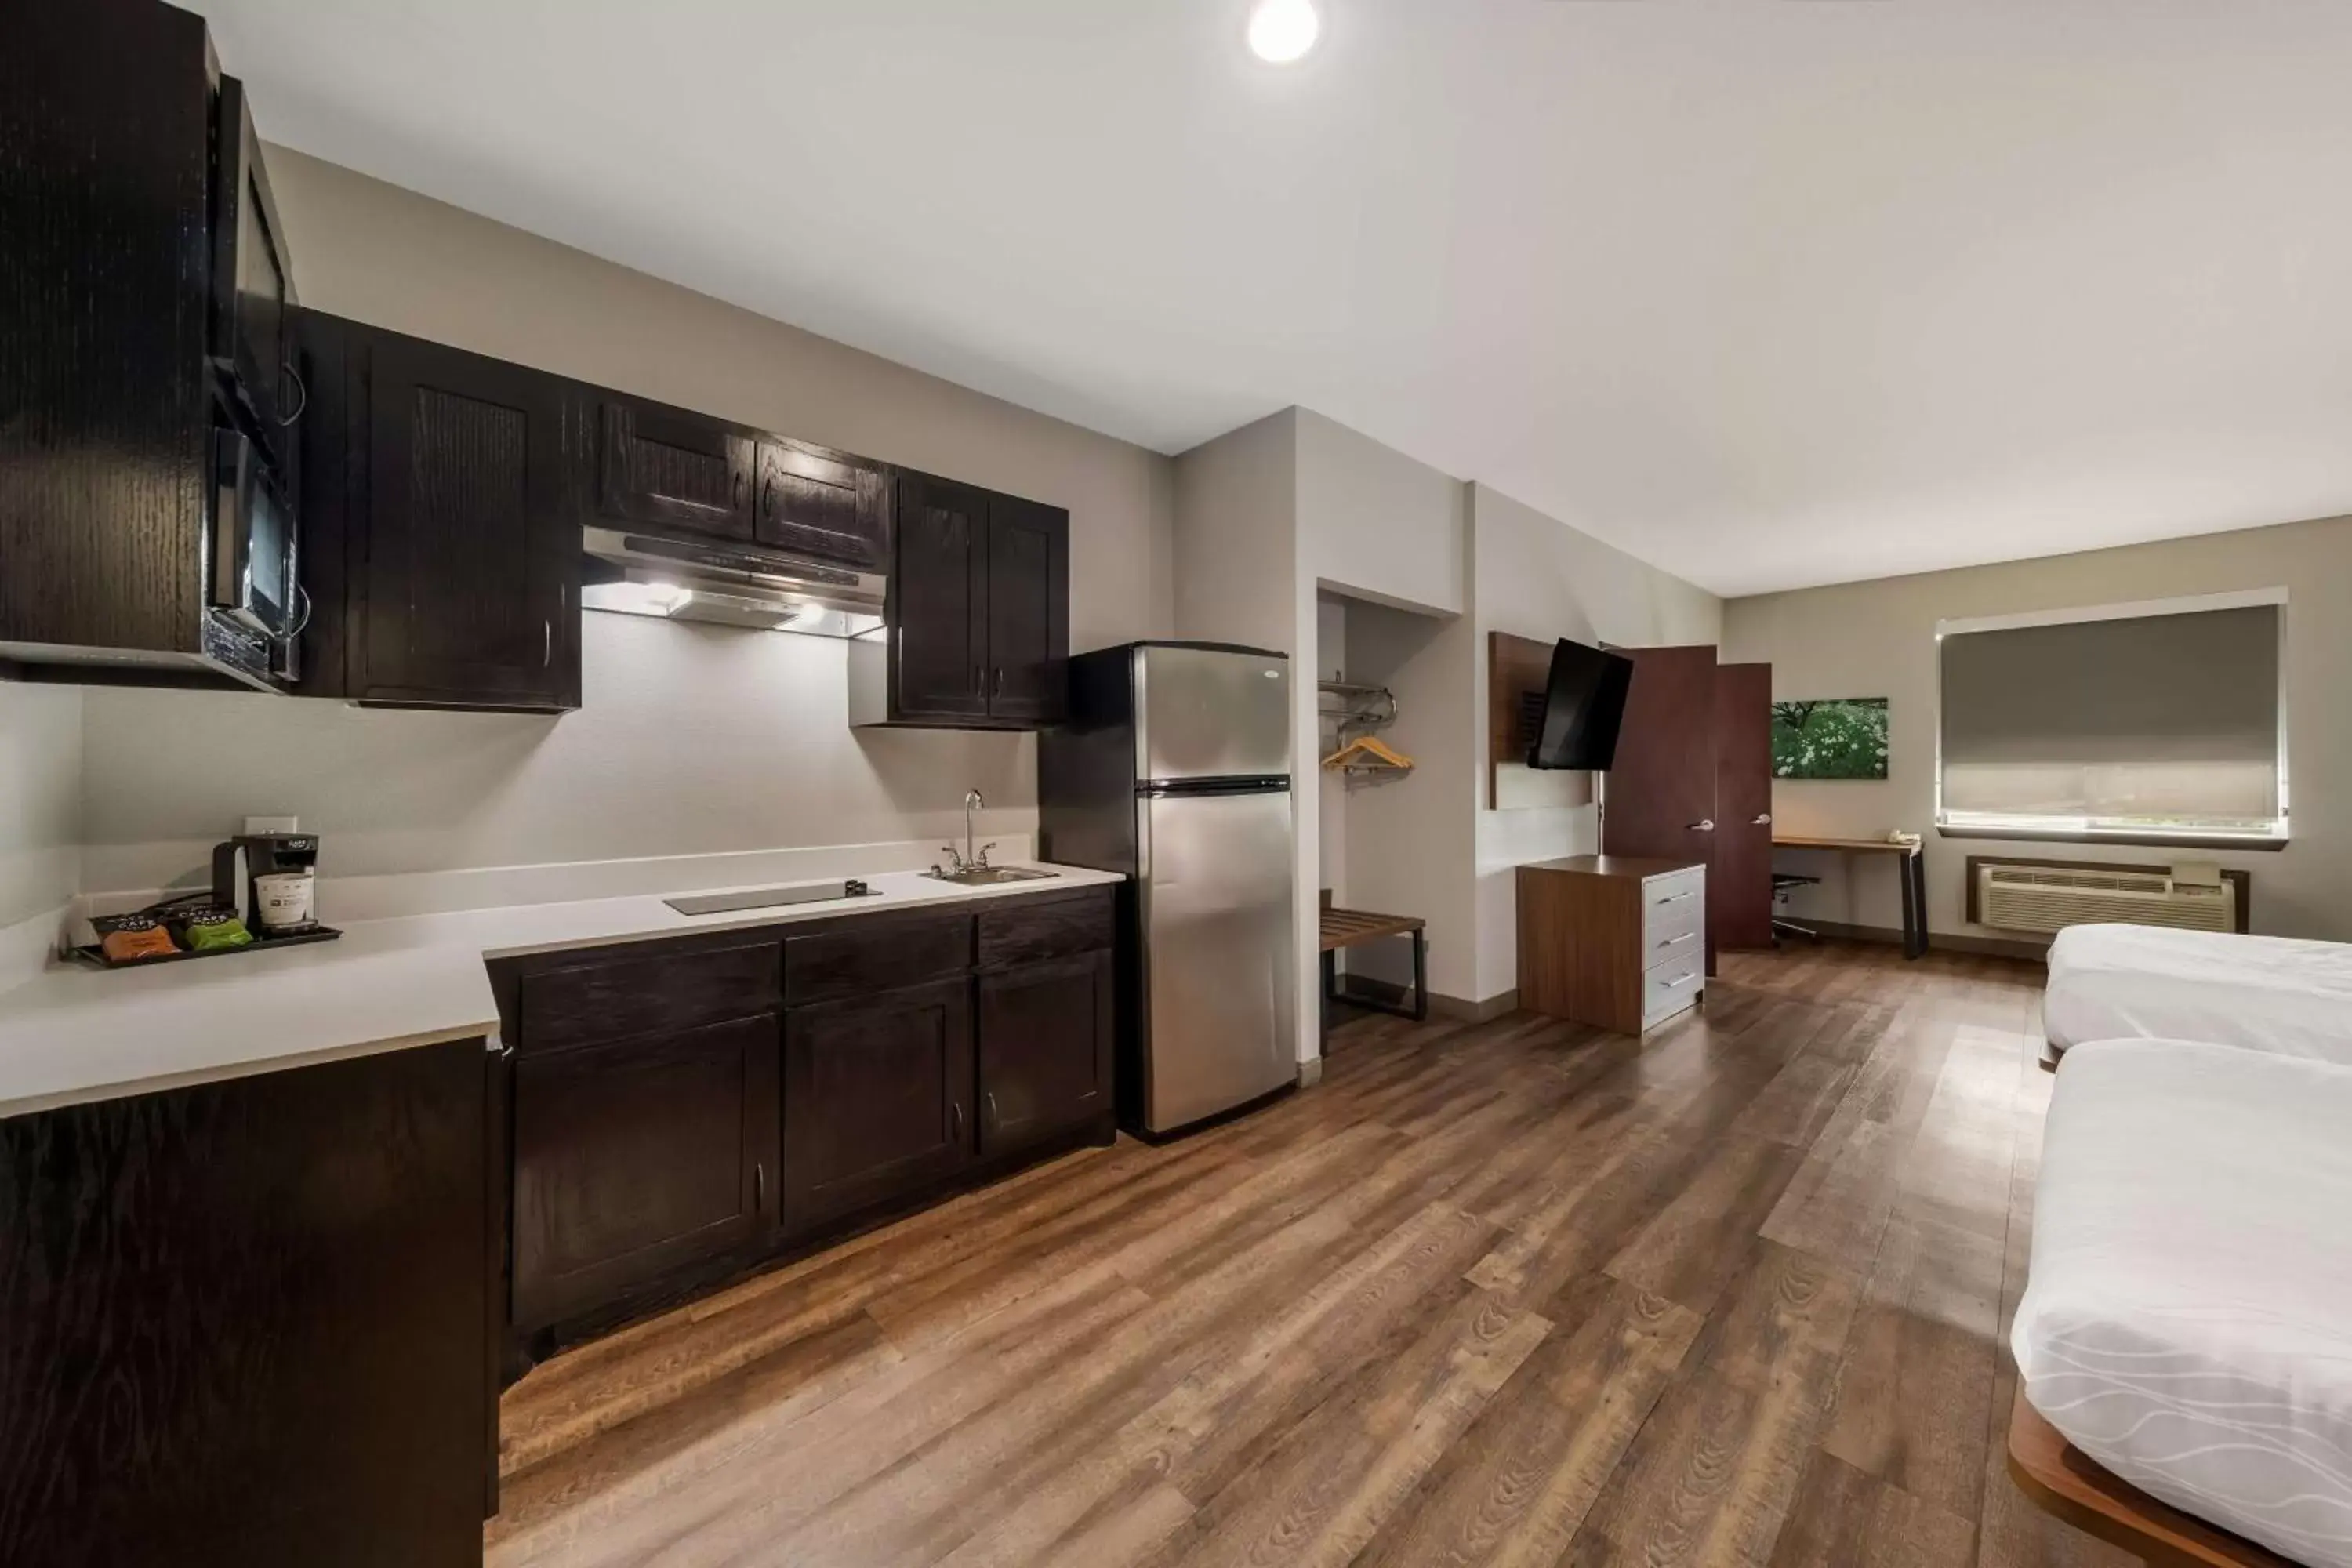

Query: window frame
<box><xmin>1933</xmin><ymin>587</ymin><xmax>2290</xmax><ymax>851</ymax></box>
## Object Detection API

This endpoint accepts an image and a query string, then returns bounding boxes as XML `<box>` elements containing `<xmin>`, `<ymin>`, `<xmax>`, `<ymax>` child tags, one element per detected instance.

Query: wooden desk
<box><xmin>1772</xmin><ymin>835</ymin><xmax>1928</xmax><ymax>959</ymax></box>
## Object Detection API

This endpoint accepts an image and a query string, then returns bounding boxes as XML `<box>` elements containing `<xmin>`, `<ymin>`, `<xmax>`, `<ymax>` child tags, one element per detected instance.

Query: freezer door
<box><xmin>1138</xmin><ymin>787</ymin><xmax>1298</xmax><ymax>1133</ymax></box>
<box><xmin>1137</xmin><ymin>645</ymin><xmax>1290</xmax><ymax>784</ymax></box>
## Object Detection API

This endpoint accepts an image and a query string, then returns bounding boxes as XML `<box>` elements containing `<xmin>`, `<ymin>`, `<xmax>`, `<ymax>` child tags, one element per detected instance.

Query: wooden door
<box><xmin>755</xmin><ymin>438</ymin><xmax>889</xmax><ymax>568</ymax></box>
<box><xmin>1714</xmin><ymin>662</ymin><xmax>1776</xmax><ymax>950</ymax></box>
<box><xmin>782</xmin><ymin>976</ymin><xmax>975</xmax><ymax>1230</ymax></box>
<box><xmin>977</xmin><ymin>952</ymin><xmax>1112</xmax><ymax>1154</ymax></box>
<box><xmin>984</xmin><ymin>494</ymin><xmax>1069</xmax><ymax>724</ymax></box>
<box><xmin>596</xmin><ymin>399</ymin><xmax>756</xmax><ymax>540</ymax></box>
<box><xmin>510</xmin><ymin>1015</ymin><xmax>780</xmax><ymax>1331</ymax></box>
<box><xmin>1600</xmin><ymin>644</ymin><xmax>1721</xmax><ymax>969</ymax></box>
<box><xmin>891</xmin><ymin>472</ymin><xmax>990</xmax><ymax>720</ymax></box>
<box><xmin>358</xmin><ymin>328</ymin><xmax>577</xmax><ymax>708</ymax></box>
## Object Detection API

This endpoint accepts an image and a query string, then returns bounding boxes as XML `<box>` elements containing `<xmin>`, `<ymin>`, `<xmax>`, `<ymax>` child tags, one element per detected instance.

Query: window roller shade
<box><xmin>1940</xmin><ymin>604</ymin><xmax>2281</xmax><ymax>830</ymax></box>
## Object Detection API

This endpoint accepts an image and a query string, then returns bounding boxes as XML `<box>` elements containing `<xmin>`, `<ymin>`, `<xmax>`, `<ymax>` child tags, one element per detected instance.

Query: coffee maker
<box><xmin>211</xmin><ymin>832</ymin><xmax>322</xmax><ymax>931</ymax></box>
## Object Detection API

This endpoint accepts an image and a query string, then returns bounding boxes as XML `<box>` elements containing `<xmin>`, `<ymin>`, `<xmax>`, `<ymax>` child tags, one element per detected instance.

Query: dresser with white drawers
<box><xmin>1516</xmin><ymin>855</ymin><xmax>1709</xmax><ymax>1034</ymax></box>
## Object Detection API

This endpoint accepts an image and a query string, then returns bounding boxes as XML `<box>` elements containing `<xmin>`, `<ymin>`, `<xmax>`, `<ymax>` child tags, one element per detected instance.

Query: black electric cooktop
<box><xmin>663</xmin><ymin>879</ymin><xmax>878</xmax><ymax>917</ymax></box>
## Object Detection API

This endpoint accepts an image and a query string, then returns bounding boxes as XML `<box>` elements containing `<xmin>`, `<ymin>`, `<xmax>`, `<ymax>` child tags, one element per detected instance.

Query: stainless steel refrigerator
<box><xmin>1040</xmin><ymin>642</ymin><xmax>1297</xmax><ymax>1138</ymax></box>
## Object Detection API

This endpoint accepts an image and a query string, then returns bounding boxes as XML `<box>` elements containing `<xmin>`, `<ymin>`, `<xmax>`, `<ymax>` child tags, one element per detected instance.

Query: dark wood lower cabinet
<box><xmin>0</xmin><ymin>1040</ymin><xmax>492</xmax><ymax>1568</ymax></box>
<box><xmin>978</xmin><ymin>951</ymin><xmax>1115</xmax><ymax>1155</ymax></box>
<box><xmin>491</xmin><ymin>886</ymin><xmax>1118</xmax><ymax>1367</ymax></box>
<box><xmin>782</xmin><ymin>975</ymin><xmax>975</xmax><ymax>1231</ymax></box>
<box><xmin>510</xmin><ymin>1015</ymin><xmax>780</xmax><ymax>1333</ymax></box>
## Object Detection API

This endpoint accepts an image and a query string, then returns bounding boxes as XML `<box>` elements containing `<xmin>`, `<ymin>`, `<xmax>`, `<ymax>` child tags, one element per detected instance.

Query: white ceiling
<box><xmin>195</xmin><ymin>0</ymin><xmax>2352</xmax><ymax>597</ymax></box>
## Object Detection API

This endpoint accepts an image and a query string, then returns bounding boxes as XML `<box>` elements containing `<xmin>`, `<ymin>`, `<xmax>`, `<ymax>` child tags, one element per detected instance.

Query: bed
<box><xmin>2012</xmin><ymin>1038</ymin><xmax>2352</xmax><ymax>1568</ymax></box>
<box><xmin>2043</xmin><ymin>924</ymin><xmax>2352</xmax><ymax>1066</ymax></box>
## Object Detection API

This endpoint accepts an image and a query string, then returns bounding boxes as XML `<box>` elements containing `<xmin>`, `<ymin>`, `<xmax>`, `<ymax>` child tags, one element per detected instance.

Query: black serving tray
<box><xmin>71</xmin><ymin>924</ymin><xmax>344</xmax><ymax>971</ymax></box>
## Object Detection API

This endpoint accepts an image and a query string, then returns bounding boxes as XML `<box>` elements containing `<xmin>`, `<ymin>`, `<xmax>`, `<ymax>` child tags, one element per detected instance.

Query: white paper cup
<box><xmin>254</xmin><ymin>870</ymin><xmax>316</xmax><ymax>930</ymax></box>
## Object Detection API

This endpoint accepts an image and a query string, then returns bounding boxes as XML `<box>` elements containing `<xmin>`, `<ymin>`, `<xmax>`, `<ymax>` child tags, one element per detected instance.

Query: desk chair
<box><xmin>1772</xmin><ymin>872</ymin><xmax>1821</xmax><ymax>945</ymax></box>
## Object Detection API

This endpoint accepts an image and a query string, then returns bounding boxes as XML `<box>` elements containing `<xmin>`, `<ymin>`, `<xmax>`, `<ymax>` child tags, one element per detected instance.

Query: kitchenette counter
<box><xmin>0</xmin><ymin>863</ymin><xmax>1124</xmax><ymax>1120</ymax></box>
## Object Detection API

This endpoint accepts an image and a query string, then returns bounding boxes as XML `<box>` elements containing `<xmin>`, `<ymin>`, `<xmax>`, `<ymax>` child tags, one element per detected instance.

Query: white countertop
<box><xmin>0</xmin><ymin>863</ymin><xmax>1123</xmax><ymax>1120</ymax></box>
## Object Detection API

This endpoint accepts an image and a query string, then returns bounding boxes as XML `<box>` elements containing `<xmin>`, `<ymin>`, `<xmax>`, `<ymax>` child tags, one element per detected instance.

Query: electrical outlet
<box><xmin>243</xmin><ymin>815</ymin><xmax>300</xmax><ymax>836</ymax></box>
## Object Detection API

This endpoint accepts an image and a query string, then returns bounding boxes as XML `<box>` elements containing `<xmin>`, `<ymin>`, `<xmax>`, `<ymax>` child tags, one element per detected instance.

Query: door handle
<box><xmin>973</xmin><ymin>665</ymin><xmax>985</xmax><ymax>695</ymax></box>
<box><xmin>985</xmin><ymin>1091</ymin><xmax>998</xmax><ymax>1128</ymax></box>
<box><xmin>543</xmin><ymin>620</ymin><xmax>553</xmax><ymax>668</ymax></box>
<box><xmin>951</xmin><ymin>1101</ymin><xmax>964</xmax><ymax>1142</ymax></box>
<box><xmin>1687</xmin><ymin>819</ymin><xmax>1715</xmax><ymax>832</ymax></box>
<box><xmin>994</xmin><ymin>667</ymin><xmax>1004</xmax><ymax>696</ymax></box>
<box><xmin>1753</xmin><ymin>813</ymin><xmax>1773</xmax><ymax>826</ymax></box>
<box><xmin>753</xmin><ymin>1161</ymin><xmax>765</xmax><ymax>1213</ymax></box>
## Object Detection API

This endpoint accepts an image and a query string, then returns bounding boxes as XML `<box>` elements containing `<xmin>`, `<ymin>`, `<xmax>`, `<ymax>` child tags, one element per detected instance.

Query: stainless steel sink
<box><xmin>923</xmin><ymin>865</ymin><xmax>1058</xmax><ymax>887</ymax></box>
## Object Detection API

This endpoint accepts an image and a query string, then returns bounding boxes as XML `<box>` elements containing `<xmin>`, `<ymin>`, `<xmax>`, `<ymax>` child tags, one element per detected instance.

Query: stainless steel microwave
<box><xmin>207</xmin><ymin>426</ymin><xmax>303</xmax><ymax>682</ymax></box>
<box><xmin>210</xmin><ymin>74</ymin><xmax>300</xmax><ymax>456</ymax></box>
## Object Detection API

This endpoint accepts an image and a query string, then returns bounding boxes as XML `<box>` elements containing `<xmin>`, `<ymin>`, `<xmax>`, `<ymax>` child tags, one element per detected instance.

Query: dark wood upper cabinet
<box><xmin>978</xmin><ymin>951</ymin><xmax>1114</xmax><ymax>1156</ymax></box>
<box><xmin>757</xmin><ymin>438</ymin><xmax>890</xmax><ymax>568</ymax></box>
<box><xmin>781</xmin><ymin>976</ymin><xmax>975</xmax><ymax>1232</ymax></box>
<box><xmin>305</xmin><ymin>319</ymin><xmax>580</xmax><ymax>711</ymax></box>
<box><xmin>598</xmin><ymin>400</ymin><xmax>756</xmax><ymax>541</ymax></box>
<box><xmin>586</xmin><ymin>394</ymin><xmax>888</xmax><ymax>573</ymax></box>
<box><xmin>887</xmin><ymin>472</ymin><xmax>992</xmax><ymax>720</ymax></box>
<box><xmin>510</xmin><ymin>1014</ymin><xmax>781</xmax><ymax>1334</ymax></box>
<box><xmin>985</xmin><ymin>493</ymin><xmax>1069</xmax><ymax>723</ymax></box>
<box><xmin>852</xmin><ymin>471</ymin><xmax>1069</xmax><ymax>729</ymax></box>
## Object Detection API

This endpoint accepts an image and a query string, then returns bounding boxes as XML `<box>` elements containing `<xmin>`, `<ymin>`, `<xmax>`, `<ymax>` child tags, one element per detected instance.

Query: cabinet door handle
<box><xmin>753</xmin><ymin>1160</ymin><xmax>765</xmax><ymax>1212</ymax></box>
<box><xmin>973</xmin><ymin>664</ymin><xmax>985</xmax><ymax>695</ymax></box>
<box><xmin>951</xmin><ymin>1101</ymin><xmax>963</xmax><ymax>1142</ymax></box>
<box><xmin>542</xmin><ymin>620</ymin><xmax>553</xmax><ymax>668</ymax></box>
<box><xmin>993</xmin><ymin>667</ymin><xmax>1005</xmax><ymax>697</ymax></box>
<box><xmin>985</xmin><ymin>1091</ymin><xmax>998</xmax><ymax>1127</ymax></box>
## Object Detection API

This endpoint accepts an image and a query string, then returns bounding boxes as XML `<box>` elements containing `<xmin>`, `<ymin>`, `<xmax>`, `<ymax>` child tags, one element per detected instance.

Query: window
<box><xmin>1936</xmin><ymin>590</ymin><xmax>2286</xmax><ymax>846</ymax></box>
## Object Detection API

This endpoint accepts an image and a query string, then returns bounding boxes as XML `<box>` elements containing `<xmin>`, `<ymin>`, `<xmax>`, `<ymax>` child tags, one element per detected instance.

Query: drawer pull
<box><xmin>1659</xmin><ymin>931</ymin><xmax>1697</xmax><ymax>948</ymax></box>
<box><xmin>1668</xmin><ymin>974</ymin><xmax>1700</xmax><ymax>989</ymax></box>
<box><xmin>1657</xmin><ymin>891</ymin><xmax>1696</xmax><ymax>905</ymax></box>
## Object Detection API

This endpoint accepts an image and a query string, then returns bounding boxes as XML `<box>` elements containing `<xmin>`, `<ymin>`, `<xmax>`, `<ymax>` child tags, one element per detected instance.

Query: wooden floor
<box><xmin>486</xmin><ymin>941</ymin><xmax>2136</xmax><ymax>1568</ymax></box>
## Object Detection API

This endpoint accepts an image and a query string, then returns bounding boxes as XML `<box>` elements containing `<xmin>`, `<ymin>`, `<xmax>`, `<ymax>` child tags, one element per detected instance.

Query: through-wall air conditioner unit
<box><xmin>1976</xmin><ymin>863</ymin><xmax>2234</xmax><ymax>936</ymax></box>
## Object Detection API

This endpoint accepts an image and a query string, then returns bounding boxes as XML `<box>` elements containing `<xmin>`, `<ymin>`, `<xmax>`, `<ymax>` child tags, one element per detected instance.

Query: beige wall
<box><xmin>1297</xmin><ymin>411</ymin><xmax>1467</xmax><ymax>617</ymax></box>
<box><xmin>1299</xmin><ymin>419</ymin><xmax>1476</xmax><ymax>1007</ymax></box>
<box><xmin>0</xmin><ymin>681</ymin><xmax>82</xmax><ymax>975</ymax></box>
<box><xmin>1469</xmin><ymin>484</ymin><xmax>1725</xmax><ymax>1002</ymax></box>
<box><xmin>1722</xmin><ymin>512</ymin><xmax>2352</xmax><ymax>942</ymax></box>
<box><xmin>73</xmin><ymin>150</ymin><xmax>1174</xmax><ymax>902</ymax></box>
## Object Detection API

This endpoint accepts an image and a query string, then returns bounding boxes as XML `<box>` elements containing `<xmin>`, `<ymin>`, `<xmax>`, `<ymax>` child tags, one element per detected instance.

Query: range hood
<box><xmin>581</xmin><ymin>526</ymin><xmax>885</xmax><ymax>638</ymax></box>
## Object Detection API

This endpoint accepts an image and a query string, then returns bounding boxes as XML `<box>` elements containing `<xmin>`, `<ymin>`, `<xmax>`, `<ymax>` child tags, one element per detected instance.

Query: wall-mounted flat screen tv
<box><xmin>1528</xmin><ymin>637</ymin><xmax>1635</xmax><ymax>771</ymax></box>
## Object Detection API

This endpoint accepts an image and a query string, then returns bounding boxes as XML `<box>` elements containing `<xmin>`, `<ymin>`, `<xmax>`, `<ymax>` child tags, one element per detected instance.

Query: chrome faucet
<box><xmin>937</xmin><ymin>789</ymin><xmax>996</xmax><ymax>875</ymax></box>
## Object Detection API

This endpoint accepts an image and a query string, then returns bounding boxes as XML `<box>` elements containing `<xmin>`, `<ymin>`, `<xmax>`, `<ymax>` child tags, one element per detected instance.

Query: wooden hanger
<box><xmin>1321</xmin><ymin>735</ymin><xmax>1416</xmax><ymax>772</ymax></box>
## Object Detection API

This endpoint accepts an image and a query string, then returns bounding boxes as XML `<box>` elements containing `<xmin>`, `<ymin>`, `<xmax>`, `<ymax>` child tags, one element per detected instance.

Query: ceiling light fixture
<box><xmin>1248</xmin><ymin>0</ymin><xmax>1320</xmax><ymax>64</ymax></box>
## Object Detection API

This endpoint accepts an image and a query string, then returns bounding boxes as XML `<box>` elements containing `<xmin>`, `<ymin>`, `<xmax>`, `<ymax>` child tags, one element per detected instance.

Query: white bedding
<box><xmin>2015</xmin><ymin>1039</ymin><xmax>2352</xmax><ymax>1567</ymax></box>
<box><xmin>2045</xmin><ymin>923</ymin><xmax>2352</xmax><ymax>1065</ymax></box>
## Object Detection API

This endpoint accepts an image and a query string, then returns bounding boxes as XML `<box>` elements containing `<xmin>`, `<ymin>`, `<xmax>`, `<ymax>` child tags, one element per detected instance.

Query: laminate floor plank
<box><xmin>1350</xmin><ymin>1272</ymin><xmax>1703</xmax><ymax>1568</ymax></box>
<box><xmin>486</xmin><ymin>941</ymin><xmax>2136</xmax><ymax>1568</ymax></box>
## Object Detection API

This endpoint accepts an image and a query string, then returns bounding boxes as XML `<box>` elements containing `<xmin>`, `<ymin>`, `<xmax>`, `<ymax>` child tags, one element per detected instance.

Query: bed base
<box><xmin>2007</xmin><ymin>1391</ymin><xmax>2298</xmax><ymax>1568</ymax></box>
